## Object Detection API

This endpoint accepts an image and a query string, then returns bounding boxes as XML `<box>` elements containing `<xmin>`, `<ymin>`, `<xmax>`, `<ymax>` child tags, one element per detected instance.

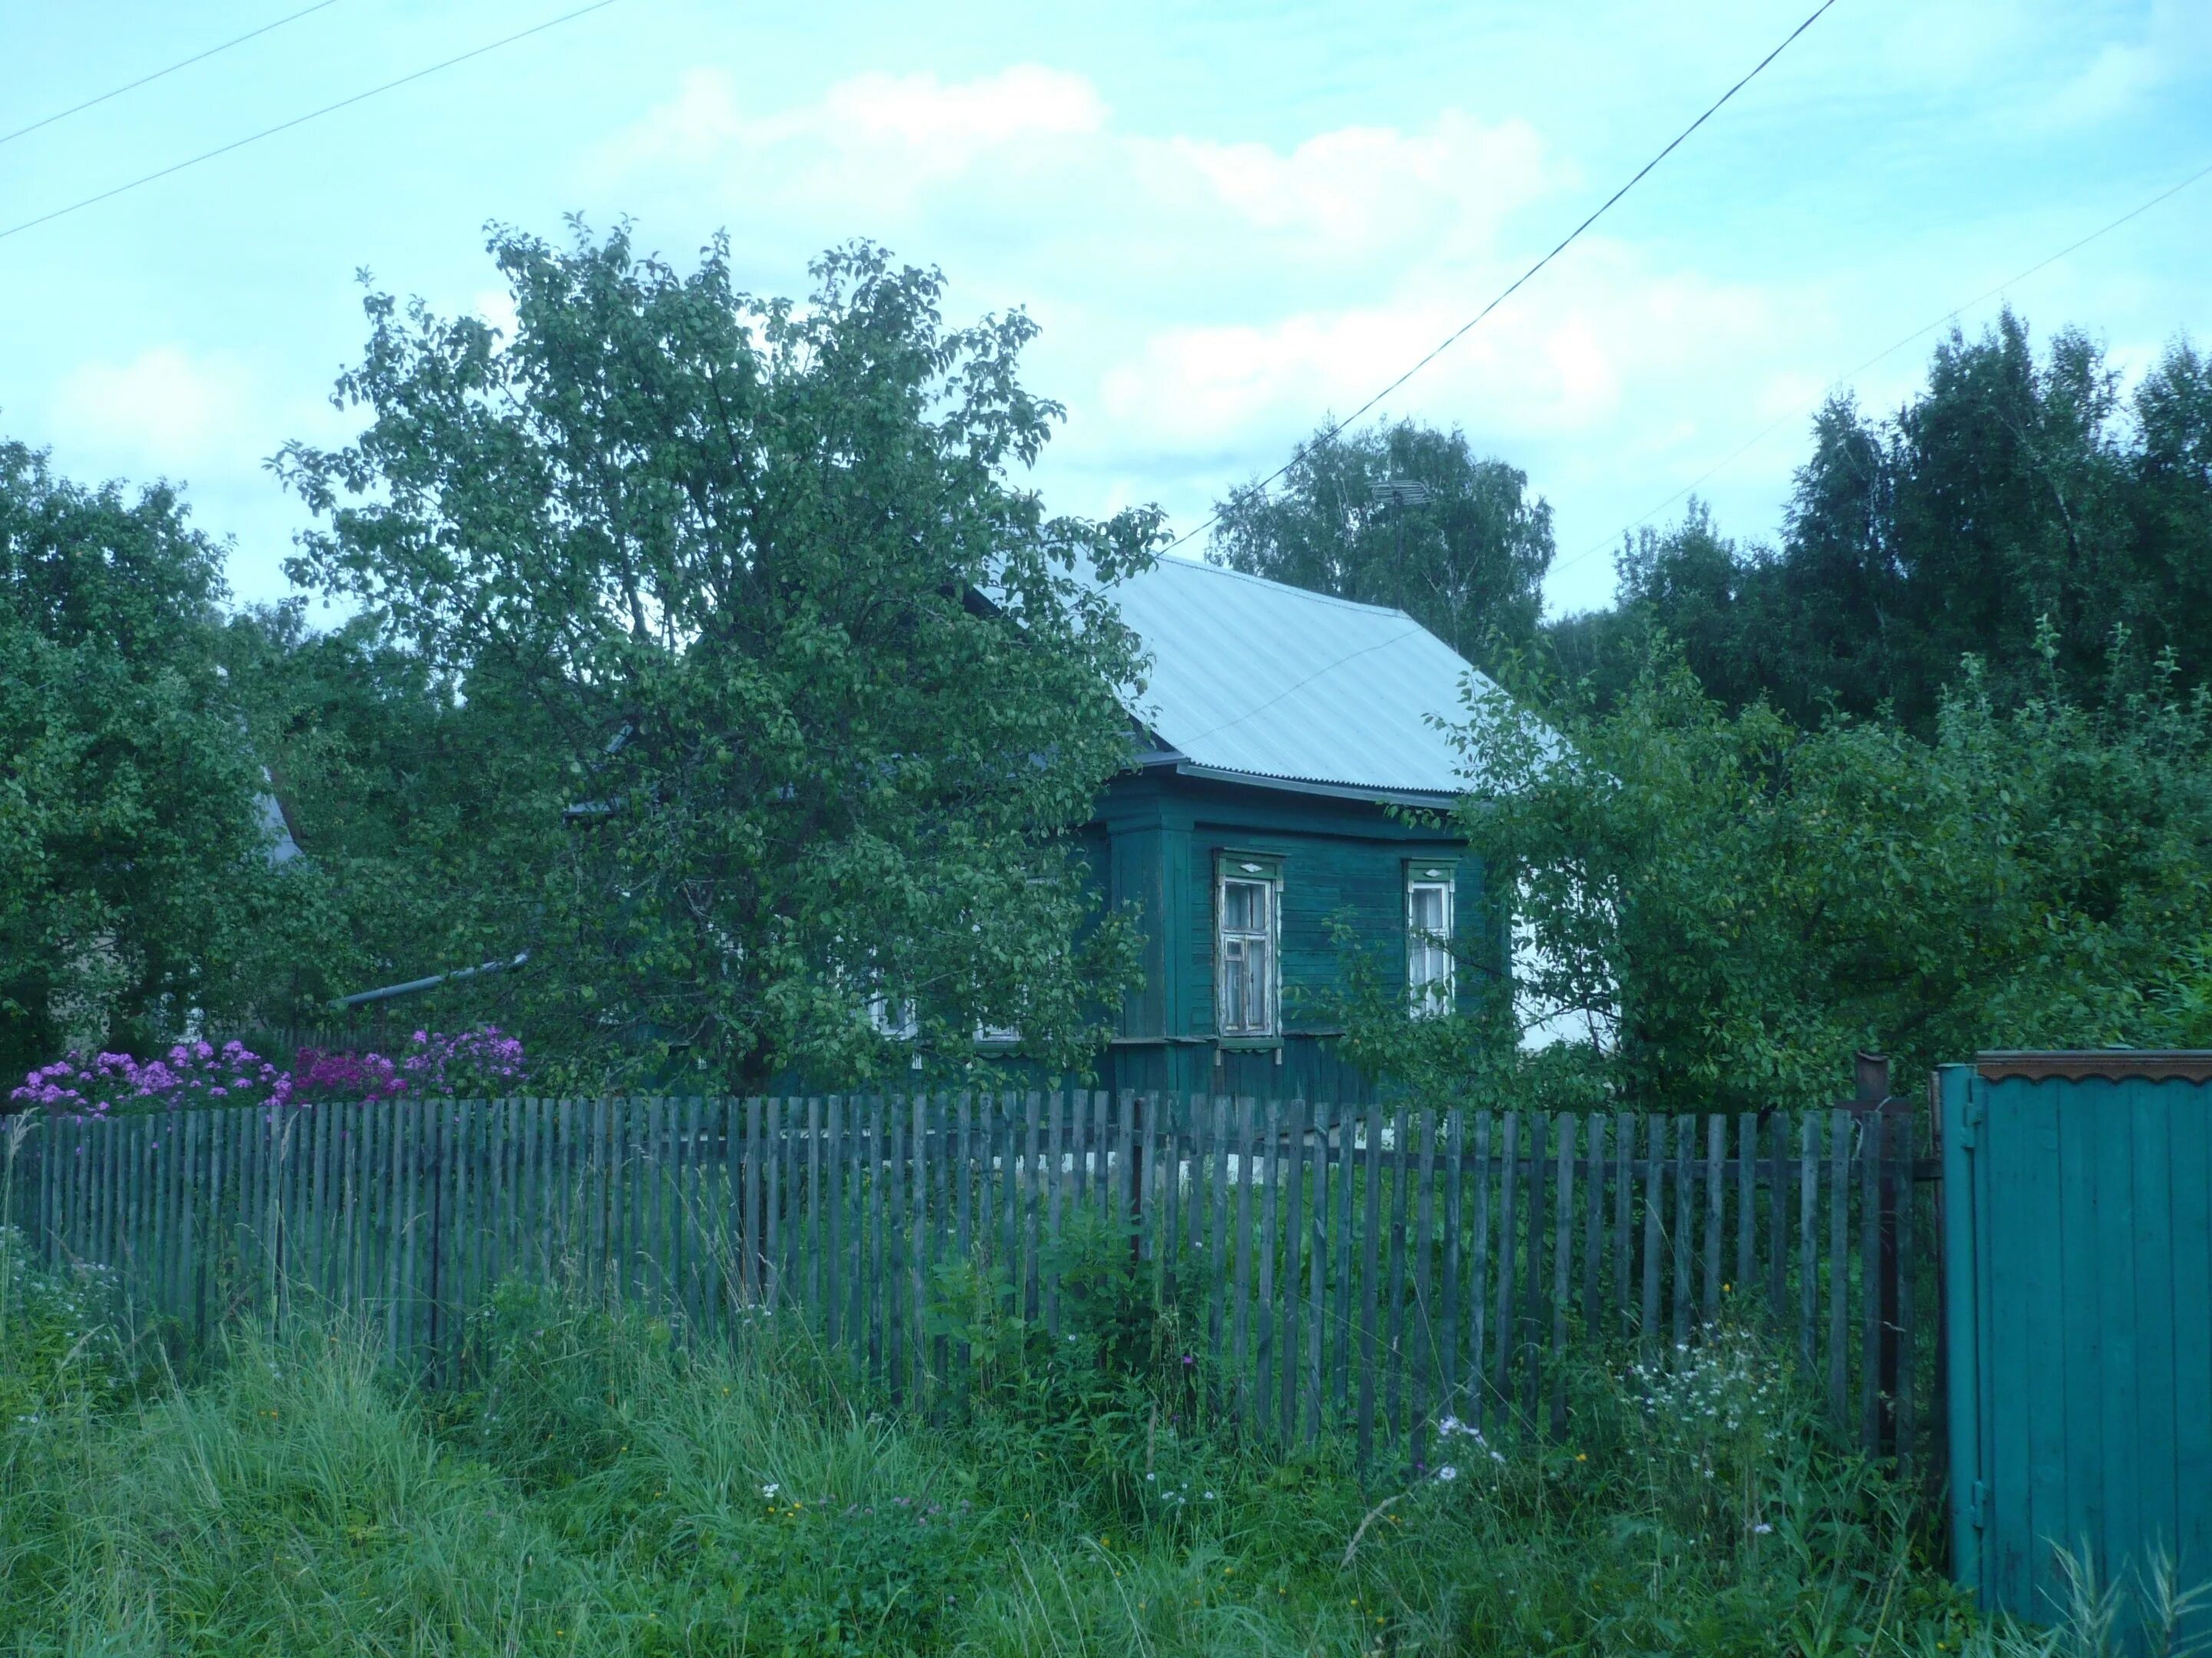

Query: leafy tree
<box><xmin>275</xmin><ymin>226</ymin><xmax>1162</xmax><ymax>1090</ymax></box>
<box><xmin>1576</xmin><ymin>313</ymin><xmax>2212</xmax><ymax>728</ymax></box>
<box><xmin>1335</xmin><ymin>634</ymin><xmax>2212</xmax><ymax>1113</ymax></box>
<box><xmin>0</xmin><ymin>442</ymin><xmax>297</xmax><ymax>1076</ymax></box>
<box><xmin>1208</xmin><ymin>419</ymin><xmax>1553</xmax><ymax>666</ymax></box>
<box><xmin>217</xmin><ymin>602</ymin><xmax>556</xmax><ymax>1022</ymax></box>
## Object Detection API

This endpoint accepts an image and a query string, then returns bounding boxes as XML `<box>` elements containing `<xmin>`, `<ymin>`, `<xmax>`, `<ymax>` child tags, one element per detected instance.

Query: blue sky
<box><xmin>3</xmin><ymin>0</ymin><xmax>2207</xmax><ymax>619</ymax></box>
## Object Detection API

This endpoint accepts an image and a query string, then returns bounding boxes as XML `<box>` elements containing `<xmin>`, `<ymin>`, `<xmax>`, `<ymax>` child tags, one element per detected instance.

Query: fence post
<box><xmin>1850</xmin><ymin>1052</ymin><xmax>1904</xmax><ymax>1461</ymax></box>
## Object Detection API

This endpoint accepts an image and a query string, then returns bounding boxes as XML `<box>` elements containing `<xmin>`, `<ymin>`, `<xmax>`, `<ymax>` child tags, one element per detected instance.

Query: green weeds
<box><xmin>0</xmin><ymin>1227</ymin><xmax>2183</xmax><ymax>1656</ymax></box>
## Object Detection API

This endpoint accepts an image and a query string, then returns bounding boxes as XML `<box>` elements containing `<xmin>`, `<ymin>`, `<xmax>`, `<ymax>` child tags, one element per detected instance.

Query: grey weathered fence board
<box><xmin>6</xmin><ymin>1093</ymin><xmax>1935</xmax><ymax>1473</ymax></box>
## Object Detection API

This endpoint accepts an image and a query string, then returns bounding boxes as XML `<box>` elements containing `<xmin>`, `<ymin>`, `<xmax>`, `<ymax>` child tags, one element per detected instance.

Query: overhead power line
<box><xmin>0</xmin><ymin>0</ymin><xmax>623</xmax><ymax>246</ymax></box>
<box><xmin>1166</xmin><ymin>0</ymin><xmax>1840</xmax><ymax>554</ymax></box>
<box><xmin>1550</xmin><ymin>153</ymin><xmax>2212</xmax><ymax>586</ymax></box>
<box><xmin>0</xmin><ymin>0</ymin><xmax>349</xmax><ymax>150</ymax></box>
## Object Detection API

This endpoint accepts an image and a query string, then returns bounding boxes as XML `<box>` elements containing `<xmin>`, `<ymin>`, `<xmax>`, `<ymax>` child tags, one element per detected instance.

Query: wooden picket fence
<box><xmin>2</xmin><ymin>1092</ymin><xmax>1937</xmax><ymax>1471</ymax></box>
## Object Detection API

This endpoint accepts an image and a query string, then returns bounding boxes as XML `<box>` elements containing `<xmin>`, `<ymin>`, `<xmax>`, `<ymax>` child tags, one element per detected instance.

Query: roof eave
<box><xmin>1159</xmin><ymin>759</ymin><xmax>1460</xmax><ymax>811</ymax></box>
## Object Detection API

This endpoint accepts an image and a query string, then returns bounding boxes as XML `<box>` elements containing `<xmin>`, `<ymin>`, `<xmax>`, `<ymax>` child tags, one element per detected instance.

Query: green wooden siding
<box><xmin>1942</xmin><ymin>1065</ymin><xmax>2212</xmax><ymax>1650</ymax></box>
<box><xmin>1094</xmin><ymin>768</ymin><xmax>1482</xmax><ymax>1099</ymax></box>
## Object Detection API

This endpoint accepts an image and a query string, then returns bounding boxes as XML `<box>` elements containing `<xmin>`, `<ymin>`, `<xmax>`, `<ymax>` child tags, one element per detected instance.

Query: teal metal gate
<box><xmin>1941</xmin><ymin>1055</ymin><xmax>2212</xmax><ymax>1645</ymax></box>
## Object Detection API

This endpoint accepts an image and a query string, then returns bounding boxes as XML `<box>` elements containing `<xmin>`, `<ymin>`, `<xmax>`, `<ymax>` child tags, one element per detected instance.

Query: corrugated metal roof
<box><xmin>1108</xmin><ymin>557</ymin><xmax>1493</xmax><ymax>798</ymax></box>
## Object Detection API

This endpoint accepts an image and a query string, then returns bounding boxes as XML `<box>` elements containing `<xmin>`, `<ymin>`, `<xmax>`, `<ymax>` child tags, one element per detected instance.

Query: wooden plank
<box><xmin>1411</xmin><ymin>1107</ymin><xmax>1437</xmax><ymax>1468</ymax></box>
<box><xmin>1442</xmin><ymin>1108</ymin><xmax>1463</xmax><ymax>1425</ymax></box>
<box><xmin>1895</xmin><ymin>1111</ymin><xmax>1919</xmax><ymax>1474</ymax></box>
<box><xmin>924</xmin><ymin>1094</ymin><xmax>946</xmax><ymax>1397</ymax></box>
<box><xmin>1769</xmin><ymin>1110</ymin><xmax>1789</xmax><ymax>1323</ymax></box>
<box><xmin>1384</xmin><ymin>1104</ymin><xmax>1411</xmax><ymax>1448</ymax></box>
<box><xmin>1493</xmin><ymin>1111</ymin><xmax>1519</xmax><ymax>1397</ymax></box>
<box><xmin>1800</xmin><ymin>1113</ymin><xmax>1820</xmax><ymax>1369</ymax></box>
<box><xmin>1208</xmin><ymin>1095</ymin><xmax>1230</xmax><ymax>1369</ymax></box>
<box><xmin>824</xmin><ymin>1097</ymin><xmax>845</xmax><ymax>1345</ymax></box>
<box><xmin>888</xmin><ymin>1095</ymin><xmax>910</xmax><ymax>1401</ymax></box>
<box><xmin>1703</xmin><ymin>1114</ymin><xmax>1725</xmax><ymax>1320</ymax></box>
<box><xmin>664</xmin><ymin>1098</ymin><xmax>685</xmax><ymax>1326</ymax></box>
<box><xmin>770</xmin><ymin>1097</ymin><xmax>790</xmax><ymax>1313</ymax></box>
<box><xmin>1159</xmin><ymin>1094</ymin><xmax>1183</xmax><ymax>1315</ymax></box>
<box><xmin>1096</xmin><ymin>1090</ymin><xmax>1115</xmax><ymax>1225</ymax></box>
<box><xmin>628</xmin><ymin>1097</ymin><xmax>649</xmax><ymax>1305</ymax></box>
<box><xmin>144</xmin><ymin>1110</ymin><xmax>168</xmax><ymax>1319</ymax></box>
<box><xmin>1582</xmin><ymin>1113</ymin><xmax>1604</xmax><ymax>1334</ymax></box>
<box><xmin>551</xmin><ymin>1098</ymin><xmax>572</xmax><ymax>1293</ymax></box>
<box><xmin>1523</xmin><ymin>1111</ymin><xmax>1549</xmax><ymax>1415</ymax></box>
<box><xmin>1736</xmin><ymin>1111</ymin><xmax>1756</xmax><ymax>1303</ymax></box>
<box><xmin>1356</xmin><ymin>1101</ymin><xmax>1382</xmax><ymax>1463</ymax></box>
<box><xmin>599</xmin><ymin>1096</ymin><xmax>620</xmax><ymax>1304</ymax></box>
<box><xmin>954</xmin><ymin>1092</ymin><xmax>974</xmax><ymax>1386</ymax></box>
<box><xmin>738</xmin><ymin>1095</ymin><xmax>759</xmax><ymax>1306</ymax></box>
<box><xmin>1116</xmin><ymin>1090</ymin><xmax>1136</xmax><ymax>1240</ymax></box>
<box><xmin>1641</xmin><ymin>1112</ymin><xmax>1663</xmax><ymax>1345</ymax></box>
<box><xmin>1303</xmin><ymin>1097</ymin><xmax>1324</xmax><ymax>1441</ymax></box>
<box><xmin>468</xmin><ymin>1098</ymin><xmax>488</xmax><ymax>1316</ymax></box>
<box><xmin>381</xmin><ymin>1099</ymin><xmax>403</xmax><ymax>1362</ymax></box>
<box><xmin>806</xmin><ymin>1097</ymin><xmax>825</xmax><ymax>1321</ymax></box>
<box><xmin>875</xmin><ymin>1096</ymin><xmax>895</xmax><ymax>1379</ymax></box>
<box><xmin>1860</xmin><ymin>1110</ymin><xmax>1884</xmax><ymax>1451</ymax></box>
<box><xmin>1468</xmin><ymin>1111</ymin><xmax>1492</xmax><ymax>1412</ymax></box>
<box><xmin>1827</xmin><ymin>1111</ymin><xmax>1850</xmax><ymax>1421</ymax></box>
<box><xmin>996</xmin><ymin>1093</ymin><xmax>1017</xmax><ymax>1316</ymax></box>
<box><xmin>1551</xmin><ymin>1115</ymin><xmax>1575</xmax><ymax>1432</ymax></box>
<box><xmin>1281</xmin><ymin>1097</ymin><xmax>1307</xmax><ymax>1440</ymax></box>
<box><xmin>1256</xmin><ymin>1098</ymin><xmax>1281</xmax><ymax>1442</ymax></box>
<box><xmin>703</xmin><ymin>1096</ymin><xmax>724</xmax><ymax>1324</ymax></box>
<box><xmin>1043</xmin><ymin>1090</ymin><xmax>1066</xmax><ymax>1335</ymax></box>
<box><xmin>1134</xmin><ymin>1093</ymin><xmax>1156</xmax><ymax>1283</ymax></box>
<box><xmin>499</xmin><ymin>1095</ymin><xmax>518</xmax><ymax>1309</ymax></box>
<box><xmin>1021</xmin><ymin>1092</ymin><xmax>1042</xmax><ymax>1324</ymax></box>
<box><xmin>1232</xmin><ymin>1096</ymin><xmax>1258</xmax><ymax>1422</ymax></box>
<box><xmin>1333</xmin><ymin>1098</ymin><xmax>1356</xmax><ymax>1417</ymax></box>
<box><xmin>530</xmin><ymin>1096</ymin><xmax>551</xmax><ymax>1290</ymax></box>
<box><xmin>334</xmin><ymin>1101</ymin><xmax>355</xmax><ymax>1323</ymax></box>
<box><xmin>915</xmin><ymin>1105</ymin><xmax>933</xmax><ymax>1405</ymax></box>
<box><xmin>1671</xmin><ymin>1115</ymin><xmax>1692</xmax><ymax>1346</ymax></box>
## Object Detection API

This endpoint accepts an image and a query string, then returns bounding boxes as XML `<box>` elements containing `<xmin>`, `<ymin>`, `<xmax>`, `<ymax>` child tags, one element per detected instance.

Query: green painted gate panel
<box><xmin>1942</xmin><ymin>1062</ymin><xmax>2212</xmax><ymax>1645</ymax></box>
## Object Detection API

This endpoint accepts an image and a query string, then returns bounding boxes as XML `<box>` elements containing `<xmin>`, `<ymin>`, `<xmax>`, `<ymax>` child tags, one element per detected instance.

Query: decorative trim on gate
<box><xmin>1975</xmin><ymin>1049</ymin><xmax>2212</xmax><ymax>1082</ymax></box>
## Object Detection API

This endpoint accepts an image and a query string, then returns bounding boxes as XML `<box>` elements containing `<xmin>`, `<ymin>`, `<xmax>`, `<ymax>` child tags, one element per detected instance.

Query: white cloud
<box><xmin>53</xmin><ymin>346</ymin><xmax>258</xmax><ymax>471</ymax></box>
<box><xmin>575</xmin><ymin>41</ymin><xmax>2206</xmax><ymax>624</ymax></box>
<box><xmin>592</xmin><ymin>63</ymin><xmax>1560</xmax><ymax>292</ymax></box>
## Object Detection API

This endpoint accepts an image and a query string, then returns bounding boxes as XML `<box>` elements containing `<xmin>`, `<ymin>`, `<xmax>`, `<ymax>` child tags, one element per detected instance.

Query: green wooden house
<box><xmin>332</xmin><ymin>560</ymin><xmax>1500</xmax><ymax>1099</ymax></box>
<box><xmin>1077</xmin><ymin>558</ymin><xmax>1496</xmax><ymax>1102</ymax></box>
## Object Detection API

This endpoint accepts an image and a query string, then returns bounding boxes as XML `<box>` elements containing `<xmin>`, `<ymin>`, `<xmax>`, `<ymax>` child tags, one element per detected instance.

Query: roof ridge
<box><xmin>1151</xmin><ymin>554</ymin><xmax>1417</xmax><ymax>623</ymax></box>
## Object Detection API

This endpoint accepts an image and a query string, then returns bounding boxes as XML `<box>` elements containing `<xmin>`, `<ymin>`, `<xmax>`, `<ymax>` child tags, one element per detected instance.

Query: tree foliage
<box><xmin>1208</xmin><ymin>418</ymin><xmax>1554</xmax><ymax>666</ymax></box>
<box><xmin>0</xmin><ymin>442</ymin><xmax>296</xmax><ymax>1076</ymax></box>
<box><xmin>1341</xmin><ymin>635</ymin><xmax>2212</xmax><ymax>1113</ymax></box>
<box><xmin>275</xmin><ymin>226</ymin><xmax>1164</xmax><ymax>1089</ymax></box>
<box><xmin>218</xmin><ymin>601</ymin><xmax>552</xmax><ymax>1021</ymax></box>
<box><xmin>1560</xmin><ymin>313</ymin><xmax>2212</xmax><ymax>728</ymax></box>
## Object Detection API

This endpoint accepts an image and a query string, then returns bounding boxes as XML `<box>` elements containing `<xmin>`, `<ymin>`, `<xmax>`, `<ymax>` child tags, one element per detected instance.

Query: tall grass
<box><xmin>0</xmin><ymin>1226</ymin><xmax>2186</xmax><ymax>1656</ymax></box>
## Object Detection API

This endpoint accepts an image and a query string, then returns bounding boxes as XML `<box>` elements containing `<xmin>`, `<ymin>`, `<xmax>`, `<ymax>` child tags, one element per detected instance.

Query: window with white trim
<box><xmin>868</xmin><ymin>994</ymin><xmax>918</xmax><ymax>1041</ymax></box>
<box><xmin>1407</xmin><ymin>864</ymin><xmax>1456</xmax><ymax>1016</ymax></box>
<box><xmin>1216</xmin><ymin>857</ymin><xmax>1280</xmax><ymax>1038</ymax></box>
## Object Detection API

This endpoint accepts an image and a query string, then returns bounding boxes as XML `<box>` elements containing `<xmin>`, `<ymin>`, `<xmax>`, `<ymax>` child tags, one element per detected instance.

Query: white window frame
<box><xmin>1215</xmin><ymin>855</ymin><xmax>1281</xmax><ymax>1039</ymax></box>
<box><xmin>1406</xmin><ymin>864</ymin><xmax>1456</xmax><ymax>1017</ymax></box>
<box><xmin>868</xmin><ymin>993</ymin><xmax>918</xmax><ymax>1042</ymax></box>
